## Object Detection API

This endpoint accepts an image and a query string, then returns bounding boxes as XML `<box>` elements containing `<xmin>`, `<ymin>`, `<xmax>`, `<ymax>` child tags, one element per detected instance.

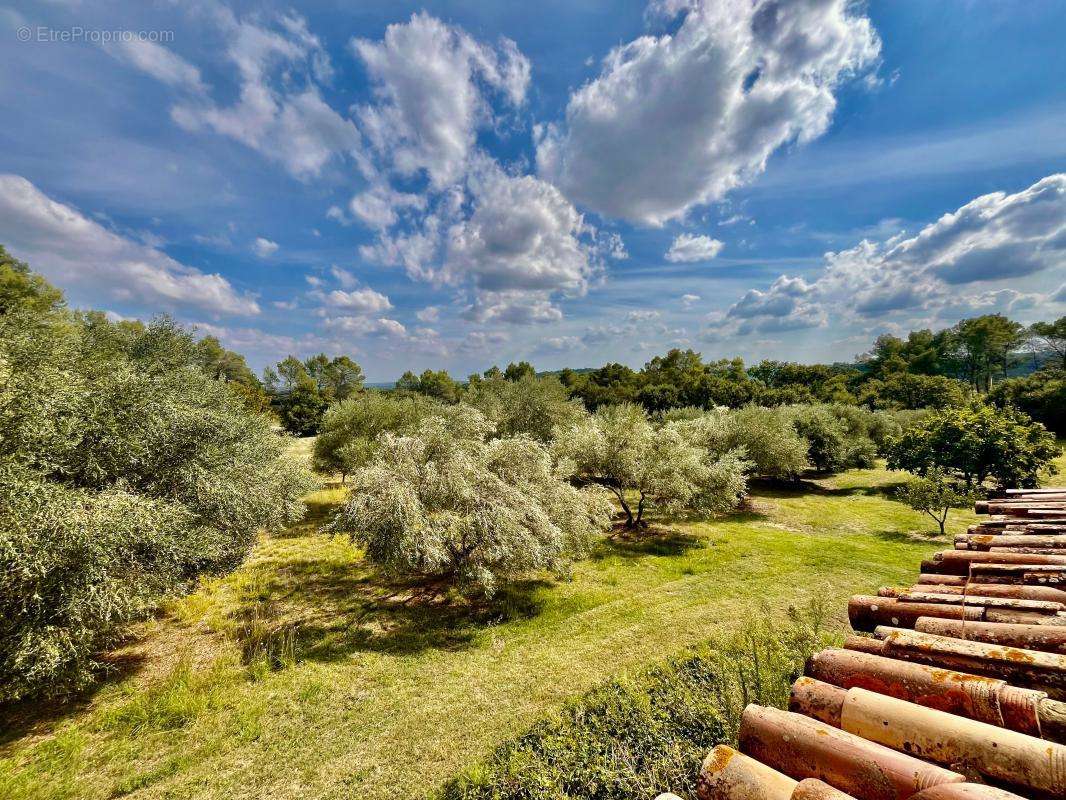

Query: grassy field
<box><xmin>0</xmin><ymin>448</ymin><xmax>1023</xmax><ymax>800</ymax></box>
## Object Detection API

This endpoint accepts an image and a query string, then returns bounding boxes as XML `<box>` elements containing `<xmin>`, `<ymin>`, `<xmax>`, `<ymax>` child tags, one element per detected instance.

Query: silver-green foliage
<box><xmin>690</xmin><ymin>406</ymin><xmax>810</xmax><ymax>480</ymax></box>
<box><xmin>464</xmin><ymin>374</ymin><xmax>587</xmax><ymax>442</ymax></box>
<box><xmin>313</xmin><ymin>391</ymin><xmax>438</xmax><ymax>479</ymax></box>
<box><xmin>0</xmin><ymin>309</ymin><xmax>317</xmax><ymax>700</ymax></box>
<box><xmin>332</xmin><ymin>406</ymin><xmax>612</xmax><ymax>595</ymax></box>
<box><xmin>558</xmin><ymin>403</ymin><xmax>749</xmax><ymax>528</ymax></box>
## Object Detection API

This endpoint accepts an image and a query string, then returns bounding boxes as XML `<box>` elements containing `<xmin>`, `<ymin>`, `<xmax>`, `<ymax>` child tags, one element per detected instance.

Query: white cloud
<box><xmin>104</xmin><ymin>38</ymin><xmax>206</xmax><ymax>93</ymax></box>
<box><xmin>715</xmin><ymin>173</ymin><xmax>1066</xmax><ymax>337</ymax></box>
<box><xmin>681</xmin><ymin>293</ymin><xmax>701</xmax><ymax>307</ymax></box>
<box><xmin>444</xmin><ymin>162</ymin><xmax>597</xmax><ymax>296</ymax></box>
<box><xmin>322</xmin><ymin>287</ymin><xmax>393</xmax><ymax>315</ymax></box>
<box><xmin>665</xmin><ymin>233</ymin><xmax>724</xmax><ymax>262</ymax></box>
<box><xmin>352</xmin><ymin>12</ymin><xmax>530</xmax><ymax>188</ymax></box>
<box><xmin>0</xmin><ymin>174</ymin><xmax>259</xmax><ymax>316</ymax></box>
<box><xmin>171</xmin><ymin>10</ymin><xmax>360</xmax><ymax>179</ymax></box>
<box><xmin>537</xmin><ymin>336</ymin><xmax>583</xmax><ymax>353</ymax></box>
<box><xmin>416</xmin><ymin>305</ymin><xmax>441</xmax><ymax>322</ymax></box>
<box><xmin>324</xmin><ymin>315</ymin><xmax>407</xmax><ymax>338</ymax></box>
<box><xmin>252</xmin><ymin>237</ymin><xmax>279</xmax><ymax>257</ymax></box>
<box><xmin>329</xmin><ymin>265</ymin><xmax>358</xmax><ymax>288</ymax></box>
<box><xmin>537</xmin><ymin>0</ymin><xmax>880</xmax><ymax>224</ymax></box>
<box><xmin>348</xmin><ymin>185</ymin><xmax>426</xmax><ymax>230</ymax></box>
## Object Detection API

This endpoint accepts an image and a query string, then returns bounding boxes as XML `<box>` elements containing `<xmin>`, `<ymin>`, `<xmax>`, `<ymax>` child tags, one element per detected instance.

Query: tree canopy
<box><xmin>331</xmin><ymin>407</ymin><xmax>611</xmax><ymax>595</ymax></box>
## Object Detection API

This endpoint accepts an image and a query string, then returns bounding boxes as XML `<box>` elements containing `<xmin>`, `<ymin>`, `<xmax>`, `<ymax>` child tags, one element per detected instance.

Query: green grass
<box><xmin>0</xmin><ymin>459</ymin><xmax>1015</xmax><ymax>800</ymax></box>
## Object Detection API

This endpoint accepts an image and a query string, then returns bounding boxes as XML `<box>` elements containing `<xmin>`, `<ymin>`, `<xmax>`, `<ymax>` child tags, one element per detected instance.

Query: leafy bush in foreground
<box><xmin>0</xmin><ymin>289</ymin><xmax>316</xmax><ymax>701</ymax></box>
<box><xmin>439</xmin><ymin>602</ymin><xmax>835</xmax><ymax>800</ymax></box>
<box><xmin>331</xmin><ymin>406</ymin><xmax>612</xmax><ymax>595</ymax></box>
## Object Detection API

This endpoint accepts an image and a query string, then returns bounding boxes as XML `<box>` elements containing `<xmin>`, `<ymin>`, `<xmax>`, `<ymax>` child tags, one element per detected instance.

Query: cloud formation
<box><xmin>0</xmin><ymin>174</ymin><xmax>259</xmax><ymax>316</ymax></box>
<box><xmin>170</xmin><ymin>9</ymin><xmax>360</xmax><ymax>179</ymax></box>
<box><xmin>352</xmin><ymin>12</ymin><xmax>530</xmax><ymax>189</ymax></box>
<box><xmin>714</xmin><ymin>173</ymin><xmax>1066</xmax><ymax>337</ymax></box>
<box><xmin>536</xmin><ymin>0</ymin><xmax>880</xmax><ymax>224</ymax></box>
<box><xmin>665</xmin><ymin>234</ymin><xmax>724</xmax><ymax>262</ymax></box>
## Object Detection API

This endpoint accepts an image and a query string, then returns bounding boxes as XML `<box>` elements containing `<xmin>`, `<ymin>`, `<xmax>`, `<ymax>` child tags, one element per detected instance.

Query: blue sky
<box><xmin>1</xmin><ymin>0</ymin><xmax>1064</xmax><ymax>380</ymax></box>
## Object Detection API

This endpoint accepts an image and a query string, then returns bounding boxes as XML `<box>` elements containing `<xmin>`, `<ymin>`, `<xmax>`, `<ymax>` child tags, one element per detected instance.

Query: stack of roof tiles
<box><xmin>664</xmin><ymin>487</ymin><xmax>1066</xmax><ymax>800</ymax></box>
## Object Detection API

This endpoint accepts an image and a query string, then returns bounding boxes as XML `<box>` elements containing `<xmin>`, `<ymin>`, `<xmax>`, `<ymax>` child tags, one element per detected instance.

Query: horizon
<box><xmin>1</xmin><ymin>1</ymin><xmax>1064</xmax><ymax>381</ymax></box>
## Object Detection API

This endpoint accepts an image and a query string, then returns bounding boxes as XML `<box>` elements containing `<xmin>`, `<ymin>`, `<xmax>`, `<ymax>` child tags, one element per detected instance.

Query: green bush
<box><xmin>987</xmin><ymin>369</ymin><xmax>1065</xmax><ymax>436</ymax></box>
<box><xmin>465</xmin><ymin>374</ymin><xmax>587</xmax><ymax>442</ymax></box>
<box><xmin>439</xmin><ymin>602</ymin><xmax>835</xmax><ymax>800</ymax></box>
<box><xmin>886</xmin><ymin>402</ymin><xmax>1060</xmax><ymax>488</ymax></box>
<box><xmin>787</xmin><ymin>405</ymin><xmax>876</xmax><ymax>473</ymax></box>
<box><xmin>0</xmin><ymin>297</ymin><xmax>316</xmax><ymax>701</ymax></box>
<box><xmin>691</xmin><ymin>406</ymin><xmax>809</xmax><ymax>480</ymax></box>
<box><xmin>331</xmin><ymin>406</ymin><xmax>612</xmax><ymax>595</ymax></box>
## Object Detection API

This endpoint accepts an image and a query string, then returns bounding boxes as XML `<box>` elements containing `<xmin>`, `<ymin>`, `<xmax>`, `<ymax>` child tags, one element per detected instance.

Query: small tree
<box><xmin>277</xmin><ymin>384</ymin><xmax>327</xmax><ymax>436</ymax></box>
<box><xmin>558</xmin><ymin>404</ymin><xmax>748</xmax><ymax>529</ymax></box>
<box><xmin>331</xmin><ymin>407</ymin><xmax>612</xmax><ymax>595</ymax></box>
<box><xmin>895</xmin><ymin>469</ymin><xmax>975</xmax><ymax>536</ymax></box>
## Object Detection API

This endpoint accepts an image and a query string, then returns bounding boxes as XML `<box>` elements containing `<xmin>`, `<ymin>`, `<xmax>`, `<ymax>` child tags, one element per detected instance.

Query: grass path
<box><xmin>0</xmin><ymin>464</ymin><xmax>983</xmax><ymax>800</ymax></box>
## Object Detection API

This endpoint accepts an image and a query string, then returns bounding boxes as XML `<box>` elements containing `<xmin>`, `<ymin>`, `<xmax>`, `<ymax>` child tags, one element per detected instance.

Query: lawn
<box><xmin>0</xmin><ymin>455</ymin><xmax>993</xmax><ymax>800</ymax></box>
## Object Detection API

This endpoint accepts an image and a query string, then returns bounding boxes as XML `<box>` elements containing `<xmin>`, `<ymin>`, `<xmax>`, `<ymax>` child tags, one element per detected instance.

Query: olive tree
<box><xmin>332</xmin><ymin>407</ymin><xmax>612</xmax><ymax>595</ymax></box>
<box><xmin>0</xmin><ymin>285</ymin><xmax>316</xmax><ymax>700</ymax></box>
<box><xmin>464</xmin><ymin>374</ymin><xmax>587</xmax><ymax>442</ymax></box>
<box><xmin>702</xmin><ymin>406</ymin><xmax>809</xmax><ymax>480</ymax></box>
<box><xmin>558</xmin><ymin>404</ymin><xmax>748</xmax><ymax>529</ymax></box>
<box><xmin>787</xmin><ymin>405</ymin><xmax>877</xmax><ymax>473</ymax></box>
<box><xmin>313</xmin><ymin>391</ymin><xmax>437</xmax><ymax>480</ymax></box>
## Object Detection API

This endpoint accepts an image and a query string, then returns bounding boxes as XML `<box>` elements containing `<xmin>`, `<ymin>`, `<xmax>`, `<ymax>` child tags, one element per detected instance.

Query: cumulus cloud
<box><xmin>536</xmin><ymin>0</ymin><xmax>880</xmax><ymax>224</ymax></box>
<box><xmin>715</xmin><ymin>173</ymin><xmax>1066</xmax><ymax>338</ymax></box>
<box><xmin>352</xmin><ymin>12</ymin><xmax>530</xmax><ymax>189</ymax></box>
<box><xmin>665</xmin><ymin>233</ymin><xmax>724</xmax><ymax>262</ymax></box>
<box><xmin>104</xmin><ymin>38</ymin><xmax>207</xmax><ymax>93</ymax></box>
<box><xmin>362</xmin><ymin>155</ymin><xmax>615</xmax><ymax>324</ymax></box>
<box><xmin>0</xmin><ymin>174</ymin><xmax>259</xmax><ymax>316</ymax></box>
<box><xmin>323</xmin><ymin>315</ymin><xmax>407</xmax><ymax>338</ymax></box>
<box><xmin>321</xmin><ymin>287</ymin><xmax>393</xmax><ymax>315</ymax></box>
<box><xmin>170</xmin><ymin>9</ymin><xmax>360</xmax><ymax>179</ymax></box>
<box><xmin>681</xmin><ymin>293</ymin><xmax>701</xmax><ymax>307</ymax></box>
<box><xmin>252</xmin><ymin>237</ymin><xmax>279</xmax><ymax>257</ymax></box>
<box><xmin>346</xmin><ymin>15</ymin><xmax>624</xmax><ymax>326</ymax></box>
<box><xmin>416</xmin><ymin>305</ymin><xmax>441</xmax><ymax>323</ymax></box>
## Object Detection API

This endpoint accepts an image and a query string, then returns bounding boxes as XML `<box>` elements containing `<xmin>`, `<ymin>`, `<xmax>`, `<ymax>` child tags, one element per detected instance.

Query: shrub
<box><xmin>331</xmin><ymin>406</ymin><xmax>612</xmax><ymax>595</ymax></box>
<box><xmin>886</xmin><ymin>402</ymin><xmax>1060</xmax><ymax>488</ymax></box>
<box><xmin>787</xmin><ymin>405</ymin><xmax>876</xmax><ymax>473</ymax></box>
<box><xmin>438</xmin><ymin>602</ymin><xmax>834</xmax><ymax>800</ymax></box>
<box><xmin>558</xmin><ymin>404</ymin><xmax>748</xmax><ymax>529</ymax></box>
<box><xmin>710</xmin><ymin>406</ymin><xmax>810</xmax><ymax>479</ymax></box>
<box><xmin>0</xmin><ymin>301</ymin><xmax>316</xmax><ymax>701</ymax></box>
<box><xmin>313</xmin><ymin>391</ymin><xmax>438</xmax><ymax>480</ymax></box>
<box><xmin>465</xmin><ymin>374</ymin><xmax>587</xmax><ymax>442</ymax></box>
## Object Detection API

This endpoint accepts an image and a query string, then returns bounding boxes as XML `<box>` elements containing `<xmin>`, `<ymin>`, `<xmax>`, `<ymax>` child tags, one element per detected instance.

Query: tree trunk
<box><xmin>613</xmin><ymin>488</ymin><xmax>634</xmax><ymax>528</ymax></box>
<box><xmin>634</xmin><ymin>493</ymin><xmax>647</xmax><ymax>528</ymax></box>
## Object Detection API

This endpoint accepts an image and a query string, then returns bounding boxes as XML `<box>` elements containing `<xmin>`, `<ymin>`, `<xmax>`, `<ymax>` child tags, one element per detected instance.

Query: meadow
<box><xmin>0</xmin><ymin>438</ymin><xmax>1006</xmax><ymax>800</ymax></box>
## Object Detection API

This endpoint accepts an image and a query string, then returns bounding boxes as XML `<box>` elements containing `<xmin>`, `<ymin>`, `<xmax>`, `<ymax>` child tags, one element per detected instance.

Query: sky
<box><xmin>1</xmin><ymin>0</ymin><xmax>1064</xmax><ymax>381</ymax></box>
